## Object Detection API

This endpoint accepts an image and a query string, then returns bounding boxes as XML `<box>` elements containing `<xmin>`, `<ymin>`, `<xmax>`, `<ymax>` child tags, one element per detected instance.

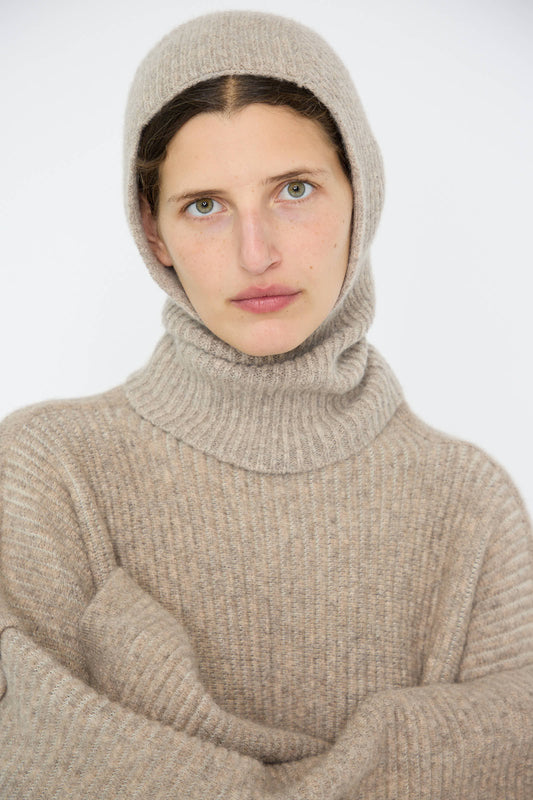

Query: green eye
<box><xmin>186</xmin><ymin>197</ymin><xmax>223</xmax><ymax>218</ymax></box>
<box><xmin>287</xmin><ymin>181</ymin><xmax>306</xmax><ymax>198</ymax></box>
<box><xmin>279</xmin><ymin>180</ymin><xmax>314</xmax><ymax>201</ymax></box>
<box><xmin>194</xmin><ymin>198</ymin><xmax>214</xmax><ymax>214</ymax></box>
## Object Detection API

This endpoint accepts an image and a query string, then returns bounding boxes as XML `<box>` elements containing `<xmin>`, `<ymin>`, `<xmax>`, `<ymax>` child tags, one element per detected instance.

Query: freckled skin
<box><xmin>141</xmin><ymin>103</ymin><xmax>353</xmax><ymax>356</ymax></box>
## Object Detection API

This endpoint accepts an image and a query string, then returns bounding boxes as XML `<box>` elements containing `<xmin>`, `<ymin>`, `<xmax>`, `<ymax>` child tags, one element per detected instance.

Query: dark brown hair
<box><xmin>136</xmin><ymin>74</ymin><xmax>351</xmax><ymax>216</ymax></box>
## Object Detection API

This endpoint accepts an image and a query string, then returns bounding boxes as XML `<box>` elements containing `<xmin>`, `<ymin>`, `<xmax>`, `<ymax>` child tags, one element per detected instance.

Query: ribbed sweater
<box><xmin>1</xmin><ymin>10</ymin><xmax>532</xmax><ymax>799</ymax></box>
<box><xmin>1</xmin><ymin>301</ymin><xmax>533</xmax><ymax>798</ymax></box>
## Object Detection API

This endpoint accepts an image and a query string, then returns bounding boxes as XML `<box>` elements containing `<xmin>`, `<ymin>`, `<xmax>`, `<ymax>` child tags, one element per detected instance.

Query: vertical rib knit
<box><xmin>1</xmin><ymin>9</ymin><xmax>532</xmax><ymax>798</ymax></box>
<box><xmin>1</xmin><ymin>387</ymin><xmax>532</xmax><ymax>797</ymax></box>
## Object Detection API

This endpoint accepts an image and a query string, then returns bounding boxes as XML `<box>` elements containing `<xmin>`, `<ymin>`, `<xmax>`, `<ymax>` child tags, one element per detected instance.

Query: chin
<box><xmin>216</xmin><ymin>318</ymin><xmax>313</xmax><ymax>357</ymax></box>
<box><xmin>231</xmin><ymin>333</ymin><xmax>307</xmax><ymax>358</ymax></box>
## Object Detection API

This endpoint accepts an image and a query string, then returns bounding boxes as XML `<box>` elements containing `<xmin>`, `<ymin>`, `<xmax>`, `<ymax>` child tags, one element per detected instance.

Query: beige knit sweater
<box><xmin>1</xmin><ymin>10</ymin><xmax>532</xmax><ymax>799</ymax></box>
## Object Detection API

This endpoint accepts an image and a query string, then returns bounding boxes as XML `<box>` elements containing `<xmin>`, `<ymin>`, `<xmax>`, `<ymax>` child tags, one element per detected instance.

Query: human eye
<box><xmin>185</xmin><ymin>197</ymin><xmax>224</xmax><ymax>218</ymax></box>
<box><xmin>278</xmin><ymin>180</ymin><xmax>315</xmax><ymax>201</ymax></box>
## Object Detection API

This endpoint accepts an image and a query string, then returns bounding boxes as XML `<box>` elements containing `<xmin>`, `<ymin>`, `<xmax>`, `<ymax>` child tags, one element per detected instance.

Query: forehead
<box><xmin>160</xmin><ymin>103</ymin><xmax>338</xmax><ymax>189</ymax></box>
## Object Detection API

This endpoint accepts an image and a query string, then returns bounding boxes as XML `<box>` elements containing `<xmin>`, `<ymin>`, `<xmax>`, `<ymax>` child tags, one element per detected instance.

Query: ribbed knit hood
<box><xmin>123</xmin><ymin>10</ymin><xmax>404</xmax><ymax>473</ymax></box>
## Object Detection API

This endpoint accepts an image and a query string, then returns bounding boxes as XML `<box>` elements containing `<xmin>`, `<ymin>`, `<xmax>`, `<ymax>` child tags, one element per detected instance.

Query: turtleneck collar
<box><xmin>124</xmin><ymin>257</ymin><xmax>403</xmax><ymax>474</ymax></box>
<box><xmin>123</xmin><ymin>12</ymin><xmax>404</xmax><ymax>471</ymax></box>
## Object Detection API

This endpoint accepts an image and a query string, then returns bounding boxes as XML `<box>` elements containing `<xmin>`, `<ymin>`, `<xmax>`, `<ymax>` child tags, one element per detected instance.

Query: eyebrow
<box><xmin>167</xmin><ymin>167</ymin><xmax>328</xmax><ymax>204</ymax></box>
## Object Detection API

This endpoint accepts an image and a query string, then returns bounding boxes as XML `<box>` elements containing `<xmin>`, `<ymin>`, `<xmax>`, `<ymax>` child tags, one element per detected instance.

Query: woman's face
<box><xmin>142</xmin><ymin>103</ymin><xmax>353</xmax><ymax>356</ymax></box>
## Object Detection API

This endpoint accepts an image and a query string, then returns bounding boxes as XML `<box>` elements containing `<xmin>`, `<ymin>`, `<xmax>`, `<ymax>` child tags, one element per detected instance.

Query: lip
<box><xmin>230</xmin><ymin>284</ymin><xmax>302</xmax><ymax>315</ymax></box>
<box><xmin>231</xmin><ymin>284</ymin><xmax>300</xmax><ymax>301</ymax></box>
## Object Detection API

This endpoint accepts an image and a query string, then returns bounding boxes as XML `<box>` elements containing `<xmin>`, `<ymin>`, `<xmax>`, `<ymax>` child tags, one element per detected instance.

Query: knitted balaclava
<box><xmin>124</xmin><ymin>11</ymin><xmax>403</xmax><ymax>473</ymax></box>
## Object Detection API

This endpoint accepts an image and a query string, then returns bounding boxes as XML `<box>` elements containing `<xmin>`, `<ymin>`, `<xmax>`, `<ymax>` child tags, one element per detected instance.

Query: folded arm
<box><xmin>78</xmin><ymin>566</ymin><xmax>328</xmax><ymax>763</ymax></box>
<box><xmin>266</xmin><ymin>465</ymin><xmax>533</xmax><ymax>798</ymax></box>
<box><xmin>77</xmin><ymin>540</ymin><xmax>533</xmax><ymax>800</ymax></box>
<box><xmin>71</xmin><ymin>467</ymin><xmax>533</xmax><ymax>799</ymax></box>
<box><xmin>2</xmin><ymin>410</ymin><xmax>533</xmax><ymax>799</ymax></box>
<box><xmin>0</xmin><ymin>410</ymin><xmax>325</xmax><ymax>799</ymax></box>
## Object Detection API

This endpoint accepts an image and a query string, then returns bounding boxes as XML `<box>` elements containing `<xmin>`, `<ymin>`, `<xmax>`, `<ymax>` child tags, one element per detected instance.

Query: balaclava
<box><xmin>124</xmin><ymin>10</ymin><xmax>403</xmax><ymax>473</ymax></box>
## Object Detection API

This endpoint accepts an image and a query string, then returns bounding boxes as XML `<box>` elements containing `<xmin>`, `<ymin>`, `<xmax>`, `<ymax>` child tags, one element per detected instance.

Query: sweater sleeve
<box><xmin>263</xmin><ymin>462</ymin><xmax>533</xmax><ymax>799</ymax></box>
<box><xmin>77</xmin><ymin>566</ymin><xmax>328</xmax><ymax>762</ymax></box>
<box><xmin>2</xmin><ymin>408</ymin><xmax>533</xmax><ymax>799</ymax></box>
<box><xmin>70</xmin><ymin>500</ymin><xmax>533</xmax><ymax>799</ymax></box>
<box><xmin>0</xmin><ymin>410</ymin><xmax>324</xmax><ymax>799</ymax></box>
<box><xmin>87</xmin><ymin>463</ymin><xmax>533</xmax><ymax>800</ymax></box>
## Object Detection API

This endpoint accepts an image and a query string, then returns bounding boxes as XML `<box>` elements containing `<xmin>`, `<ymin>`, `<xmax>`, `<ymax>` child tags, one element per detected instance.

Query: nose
<box><xmin>237</xmin><ymin>209</ymin><xmax>281</xmax><ymax>274</ymax></box>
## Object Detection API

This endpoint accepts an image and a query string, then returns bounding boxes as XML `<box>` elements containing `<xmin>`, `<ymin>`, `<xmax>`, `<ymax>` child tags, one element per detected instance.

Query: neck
<box><xmin>125</xmin><ymin>265</ymin><xmax>403</xmax><ymax>474</ymax></box>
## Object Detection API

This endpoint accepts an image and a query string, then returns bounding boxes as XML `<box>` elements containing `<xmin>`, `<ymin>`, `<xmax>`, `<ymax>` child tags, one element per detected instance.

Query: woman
<box><xmin>0</xmin><ymin>10</ymin><xmax>531</xmax><ymax>799</ymax></box>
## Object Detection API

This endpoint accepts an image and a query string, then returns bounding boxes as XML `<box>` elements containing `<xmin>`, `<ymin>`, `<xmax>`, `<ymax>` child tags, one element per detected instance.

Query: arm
<box><xmin>0</xmin><ymin>613</ymin><xmax>270</xmax><ymax>799</ymax></box>
<box><xmin>76</xmin><ymin>559</ymin><xmax>533</xmax><ymax>800</ymax></box>
<box><xmin>265</xmin><ymin>464</ymin><xmax>533</xmax><ymax>798</ymax></box>
<box><xmin>65</xmin><ymin>446</ymin><xmax>533</xmax><ymax>799</ymax></box>
<box><xmin>2</xmin><ymin>408</ymin><xmax>532</xmax><ymax>798</ymax></box>
<box><xmin>78</xmin><ymin>566</ymin><xmax>328</xmax><ymax>763</ymax></box>
<box><xmin>0</xmin><ymin>410</ymin><xmax>324</xmax><ymax>799</ymax></box>
<box><xmin>264</xmin><ymin>665</ymin><xmax>533</xmax><ymax>799</ymax></box>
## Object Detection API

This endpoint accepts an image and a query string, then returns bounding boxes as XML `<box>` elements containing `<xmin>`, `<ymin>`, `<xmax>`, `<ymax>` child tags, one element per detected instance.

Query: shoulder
<box><xmin>0</xmin><ymin>385</ymin><xmax>133</xmax><ymax>471</ymax></box>
<box><xmin>388</xmin><ymin>401</ymin><xmax>531</xmax><ymax>528</ymax></box>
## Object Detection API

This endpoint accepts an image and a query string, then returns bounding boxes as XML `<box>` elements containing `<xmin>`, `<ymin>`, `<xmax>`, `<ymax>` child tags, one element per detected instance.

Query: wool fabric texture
<box><xmin>1</xmin><ymin>10</ymin><xmax>532</xmax><ymax>799</ymax></box>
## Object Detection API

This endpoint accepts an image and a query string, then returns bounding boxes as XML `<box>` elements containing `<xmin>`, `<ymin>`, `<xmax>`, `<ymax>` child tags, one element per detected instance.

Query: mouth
<box><xmin>231</xmin><ymin>284</ymin><xmax>300</xmax><ymax>301</ymax></box>
<box><xmin>230</xmin><ymin>285</ymin><xmax>301</xmax><ymax>314</ymax></box>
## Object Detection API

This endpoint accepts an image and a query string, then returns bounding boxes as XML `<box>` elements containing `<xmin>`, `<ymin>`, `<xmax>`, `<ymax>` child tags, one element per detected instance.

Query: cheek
<box><xmin>293</xmin><ymin>209</ymin><xmax>351</xmax><ymax>266</ymax></box>
<box><xmin>165</xmin><ymin>230</ymin><xmax>229</xmax><ymax>287</ymax></box>
<box><xmin>327</xmin><ymin>207</ymin><xmax>352</xmax><ymax>264</ymax></box>
<box><xmin>172</xmin><ymin>252</ymin><xmax>233</xmax><ymax>317</ymax></box>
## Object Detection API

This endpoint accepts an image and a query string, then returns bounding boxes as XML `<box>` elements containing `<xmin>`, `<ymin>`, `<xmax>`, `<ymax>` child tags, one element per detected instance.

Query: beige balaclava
<box><xmin>124</xmin><ymin>10</ymin><xmax>403</xmax><ymax>473</ymax></box>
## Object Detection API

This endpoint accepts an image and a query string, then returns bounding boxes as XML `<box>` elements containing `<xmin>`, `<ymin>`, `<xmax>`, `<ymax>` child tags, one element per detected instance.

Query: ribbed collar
<box><xmin>122</xmin><ymin>13</ymin><xmax>403</xmax><ymax>473</ymax></box>
<box><xmin>124</xmin><ymin>259</ymin><xmax>403</xmax><ymax>474</ymax></box>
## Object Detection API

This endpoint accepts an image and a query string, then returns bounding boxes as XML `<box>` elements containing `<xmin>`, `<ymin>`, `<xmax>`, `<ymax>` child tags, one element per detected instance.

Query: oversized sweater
<box><xmin>1</xmin><ymin>299</ymin><xmax>532</xmax><ymax>799</ymax></box>
<box><xmin>1</xmin><ymin>9</ymin><xmax>533</xmax><ymax>799</ymax></box>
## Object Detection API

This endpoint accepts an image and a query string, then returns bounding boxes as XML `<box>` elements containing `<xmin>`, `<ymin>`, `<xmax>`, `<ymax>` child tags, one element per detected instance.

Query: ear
<box><xmin>139</xmin><ymin>196</ymin><xmax>173</xmax><ymax>267</ymax></box>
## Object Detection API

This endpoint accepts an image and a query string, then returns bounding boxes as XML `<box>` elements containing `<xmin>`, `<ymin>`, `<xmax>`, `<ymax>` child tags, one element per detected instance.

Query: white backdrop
<box><xmin>1</xmin><ymin>0</ymin><xmax>532</xmax><ymax>510</ymax></box>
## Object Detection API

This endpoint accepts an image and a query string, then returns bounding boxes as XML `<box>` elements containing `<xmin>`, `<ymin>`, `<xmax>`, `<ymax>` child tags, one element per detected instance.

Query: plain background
<box><xmin>1</xmin><ymin>0</ymin><xmax>532</xmax><ymax>511</ymax></box>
